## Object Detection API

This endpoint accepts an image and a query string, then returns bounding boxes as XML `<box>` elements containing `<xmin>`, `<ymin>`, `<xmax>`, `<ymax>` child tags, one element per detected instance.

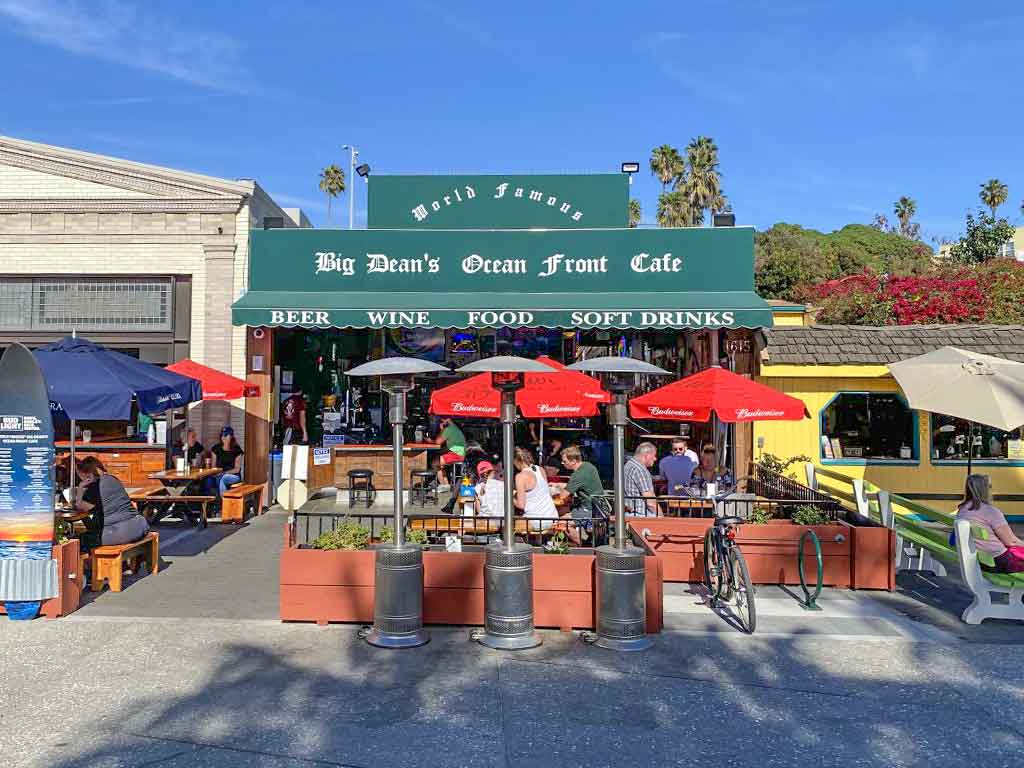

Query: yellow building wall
<box><xmin>770</xmin><ymin>311</ymin><xmax>806</xmax><ymax>326</ymax></box>
<box><xmin>754</xmin><ymin>369</ymin><xmax>1024</xmax><ymax>517</ymax></box>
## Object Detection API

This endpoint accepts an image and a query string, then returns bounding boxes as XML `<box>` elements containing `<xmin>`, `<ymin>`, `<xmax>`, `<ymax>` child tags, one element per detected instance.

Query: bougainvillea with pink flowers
<box><xmin>797</xmin><ymin>260</ymin><xmax>1024</xmax><ymax>325</ymax></box>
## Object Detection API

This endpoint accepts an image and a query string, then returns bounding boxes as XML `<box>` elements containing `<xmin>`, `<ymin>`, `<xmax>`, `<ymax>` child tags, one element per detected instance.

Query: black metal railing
<box><xmin>293</xmin><ymin>510</ymin><xmax>612</xmax><ymax>549</ymax></box>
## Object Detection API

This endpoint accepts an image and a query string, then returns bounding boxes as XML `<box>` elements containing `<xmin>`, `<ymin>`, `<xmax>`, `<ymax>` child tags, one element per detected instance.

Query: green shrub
<box><xmin>379</xmin><ymin>526</ymin><xmax>428</xmax><ymax>545</ymax></box>
<box><xmin>748</xmin><ymin>507</ymin><xmax>775</xmax><ymax>525</ymax></box>
<box><xmin>791</xmin><ymin>505</ymin><xmax>831</xmax><ymax>526</ymax></box>
<box><xmin>756</xmin><ymin>453</ymin><xmax>811</xmax><ymax>478</ymax></box>
<box><xmin>311</xmin><ymin>519</ymin><xmax>370</xmax><ymax>550</ymax></box>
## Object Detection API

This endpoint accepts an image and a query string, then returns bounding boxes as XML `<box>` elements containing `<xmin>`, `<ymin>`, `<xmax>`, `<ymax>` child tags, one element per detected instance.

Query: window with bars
<box><xmin>0</xmin><ymin>278</ymin><xmax>173</xmax><ymax>331</ymax></box>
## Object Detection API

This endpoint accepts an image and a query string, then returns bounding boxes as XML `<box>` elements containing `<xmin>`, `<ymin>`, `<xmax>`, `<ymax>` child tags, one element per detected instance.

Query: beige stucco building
<box><xmin>0</xmin><ymin>135</ymin><xmax>305</xmax><ymax>445</ymax></box>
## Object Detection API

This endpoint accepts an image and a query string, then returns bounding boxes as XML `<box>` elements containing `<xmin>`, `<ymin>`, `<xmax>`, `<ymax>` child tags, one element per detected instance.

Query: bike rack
<box><xmin>797</xmin><ymin>530</ymin><xmax>823</xmax><ymax>611</ymax></box>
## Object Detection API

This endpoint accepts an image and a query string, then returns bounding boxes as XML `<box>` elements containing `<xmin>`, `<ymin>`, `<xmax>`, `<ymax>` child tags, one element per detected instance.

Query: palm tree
<box><xmin>318</xmin><ymin>164</ymin><xmax>346</xmax><ymax>224</ymax></box>
<box><xmin>684</xmin><ymin>136</ymin><xmax>723</xmax><ymax>226</ymax></box>
<box><xmin>893</xmin><ymin>196</ymin><xmax>917</xmax><ymax>238</ymax></box>
<box><xmin>979</xmin><ymin>179</ymin><xmax>1008</xmax><ymax>218</ymax></box>
<box><xmin>628</xmin><ymin>199</ymin><xmax>641</xmax><ymax>228</ymax></box>
<box><xmin>649</xmin><ymin>145</ymin><xmax>684</xmax><ymax>192</ymax></box>
<box><xmin>656</xmin><ymin>190</ymin><xmax>691</xmax><ymax>228</ymax></box>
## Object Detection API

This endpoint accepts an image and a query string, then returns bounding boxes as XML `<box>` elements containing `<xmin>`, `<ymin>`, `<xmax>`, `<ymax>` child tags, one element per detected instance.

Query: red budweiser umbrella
<box><xmin>166</xmin><ymin>359</ymin><xmax>260</xmax><ymax>400</ymax></box>
<box><xmin>429</xmin><ymin>356</ymin><xmax>609</xmax><ymax>418</ymax></box>
<box><xmin>629</xmin><ymin>366</ymin><xmax>807</xmax><ymax>423</ymax></box>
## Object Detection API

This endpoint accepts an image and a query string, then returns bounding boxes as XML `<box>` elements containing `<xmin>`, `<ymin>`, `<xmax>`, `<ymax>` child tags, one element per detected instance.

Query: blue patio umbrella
<box><xmin>33</xmin><ymin>336</ymin><xmax>202</xmax><ymax>493</ymax></box>
<box><xmin>34</xmin><ymin>336</ymin><xmax>202</xmax><ymax>420</ymax></box>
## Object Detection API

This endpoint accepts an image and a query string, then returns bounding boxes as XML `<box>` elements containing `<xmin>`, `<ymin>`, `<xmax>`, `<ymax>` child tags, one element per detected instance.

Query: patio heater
<box><xmin>457</xmin><ymin>356</ymin><xmax>557</xmax><ymax>650</ymax></box>
<box><xmin>345</xmin><ymin>357</ymin><xmax>450</xmax><ymax>648</ymax></box>
<box><xmin>567</xmin><ymin>357</ymin><xmax>670</xmax><ymax>651</ymax></box>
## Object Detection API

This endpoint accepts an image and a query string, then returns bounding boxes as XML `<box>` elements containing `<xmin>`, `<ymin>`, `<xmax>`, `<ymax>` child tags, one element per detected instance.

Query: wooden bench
<box><xmin>130</xmin><ymin>493</ymin><xmax>214</xmax><ymax>528</ymax></box>
<box><xmin>221</xmin><ymin>483</ymin><xmax>265</xmax><ymax>524</ymax></box>
<box><xmin>86</xmin><ymin>532</ymin><xmax>159</xmax><ymax>593</ymax></box>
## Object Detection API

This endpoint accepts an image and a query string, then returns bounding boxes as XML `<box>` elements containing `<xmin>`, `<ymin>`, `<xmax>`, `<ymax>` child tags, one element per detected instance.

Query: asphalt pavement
<box><xmin>3</xmin><ymin>506</ymin><xmax>1023</xmax><ymax>768</ymax></box>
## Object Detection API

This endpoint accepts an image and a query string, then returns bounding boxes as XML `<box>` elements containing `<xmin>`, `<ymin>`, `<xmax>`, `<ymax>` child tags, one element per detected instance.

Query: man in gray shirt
<box><xmin>623</xmin><ymin>442</ymin><xmax>659</xmax><ymax>516</ymax></box>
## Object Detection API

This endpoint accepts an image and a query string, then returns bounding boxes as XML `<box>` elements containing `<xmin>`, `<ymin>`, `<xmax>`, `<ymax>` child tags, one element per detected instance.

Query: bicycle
<box><xmin>703</xmin><ymin>513</ymin><xmax>757</xmax><ymax>633</ymax></box>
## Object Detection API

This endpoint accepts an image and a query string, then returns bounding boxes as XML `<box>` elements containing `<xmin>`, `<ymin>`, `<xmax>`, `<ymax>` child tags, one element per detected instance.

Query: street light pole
<box><xmin>342</xmin><ymin>144</ymin><xmax>357</xmax><ymax>229</ymax></box>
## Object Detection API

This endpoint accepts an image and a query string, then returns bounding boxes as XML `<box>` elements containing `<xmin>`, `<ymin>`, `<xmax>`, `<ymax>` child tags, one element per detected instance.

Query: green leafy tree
<box><xmin>979</xmin><ymin>179</ymin><xmax>1009</xmax><ymax>218</ymax></box>
<box><xmin>318</xmin><ymin>164</ymin><xmax>346</xmax><ymax>224</ymax></box>
<box><xmin>893</xmin><ymin>196</ymin><xmax>920</xmax><ymax>240</ymax></box>
<box><xmin>948</xmin><ymin>210</ymin><xmax>1016</xmax><ymax>264</ymax></box>
<box><xmin>754</xmin><ymin>223</ymin><xmax>835</xmax><ymax>299</ymax></box>
<box><xmin>628</xmin><ymin>198</ymin><xmax>641</xmax><ymax>228</ymax></box>
<box><xmin>649</xmin><ymin>145</ymin><xmax>684</xmax><ymax>192</ymax></box>
<box><xmin>656</xmin><ymin>190</ymin><xmax>691</xmax><ymax>228</ymax></box>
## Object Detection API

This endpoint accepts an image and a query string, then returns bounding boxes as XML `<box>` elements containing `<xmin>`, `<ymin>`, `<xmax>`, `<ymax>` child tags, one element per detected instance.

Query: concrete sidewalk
<box><xmin>3</xmin><ymin>616</ymin><xmax>1024</xmax><ymax>768</ymax></box>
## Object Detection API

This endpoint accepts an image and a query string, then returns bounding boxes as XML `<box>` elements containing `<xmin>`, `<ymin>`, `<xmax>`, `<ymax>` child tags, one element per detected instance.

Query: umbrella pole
<box><xmin>69</xmin><ymin>419</ymin><xmax>76</xmax><ymax>503</ymax></box>
<box><xmin>967</xmin><ymin>421</ymin><xmax>974</xmax><ymax>476</ymax></box>
<box><xmin>539</xmin><ymin>418</ymin><xmax>544</xmax><ymax>464</ymax></box>
<box><xmin>165</xmin><ymin>408</ymin><xmax>173</xmax><ymax>470</ymax></box>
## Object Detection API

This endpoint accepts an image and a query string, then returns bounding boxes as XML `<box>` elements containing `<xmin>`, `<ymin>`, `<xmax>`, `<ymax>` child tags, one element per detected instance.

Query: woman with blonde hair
<box><xmin>513</xmin><ymin>447</ymin><xmax>558</xmax><ymax>531</ymax></box>
<box><xmin>957</xmin><ymin>474</ymin><xmax>1024</xmax><ymax>573</ymax></box>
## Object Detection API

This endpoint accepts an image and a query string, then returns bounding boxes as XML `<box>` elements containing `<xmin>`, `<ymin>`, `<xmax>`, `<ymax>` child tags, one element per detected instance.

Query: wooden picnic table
<box><xmin>149</xmin><ymin>467</ymin><xmax>222</xmax><ymax>496</ymax></box>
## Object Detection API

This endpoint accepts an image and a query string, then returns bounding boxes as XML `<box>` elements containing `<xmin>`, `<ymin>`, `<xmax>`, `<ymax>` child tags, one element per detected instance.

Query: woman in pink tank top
<box><xmin>957</xmin><ymin>474</ymin><xmax>1024</xmax><ymax>573</ymax></box>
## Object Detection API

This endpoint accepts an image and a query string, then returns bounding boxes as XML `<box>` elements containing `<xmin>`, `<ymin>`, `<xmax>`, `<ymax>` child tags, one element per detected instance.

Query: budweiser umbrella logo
<box><xmin>734</xmin><ymin>408</ymin><xmax>785</xmax><ymax>418</ymax></box>
<box><xmin>536</xmin><ymin>404</ymin><xmax>582</xmax><ymax>415</ymax></box>
<box><xmin>647</xmin><ymin>406</ymin><xmax>696</xmax><ymax>417</ymax></box>
<box><xmin>451</xmin><ymin>402</ymin><xmax>497</xmax><ymax>414</ymax></box>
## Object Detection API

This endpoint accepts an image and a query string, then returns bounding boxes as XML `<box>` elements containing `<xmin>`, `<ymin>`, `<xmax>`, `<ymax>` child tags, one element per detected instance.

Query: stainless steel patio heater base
<box><xmin>365</xmin><ymin>544</ymin><xmax>430</xmax><ymax>649</ymax></box>
<box><xmin>475</xmin><ymin>541</ymin><xmax>542</xmax><ymax>650</ymax></box>
<box><xmin>594</xmin><ymin>544</ymin><xmax>652</xmax><ymax>652</ymax></box>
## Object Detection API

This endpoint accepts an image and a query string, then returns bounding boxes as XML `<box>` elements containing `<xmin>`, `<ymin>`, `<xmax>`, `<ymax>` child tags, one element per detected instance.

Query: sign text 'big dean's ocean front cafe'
<box><xmin>230</xmin><ymin>172</ymin><xmax>773</xmax><ymax>492</ymax></box>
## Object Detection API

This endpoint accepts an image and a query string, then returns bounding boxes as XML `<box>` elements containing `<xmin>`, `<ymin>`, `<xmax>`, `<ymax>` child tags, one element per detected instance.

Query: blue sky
<box><xmin>1</xmin><ymin>0</ymin><xmax>1021</xmax><ymax>242</ymax></box>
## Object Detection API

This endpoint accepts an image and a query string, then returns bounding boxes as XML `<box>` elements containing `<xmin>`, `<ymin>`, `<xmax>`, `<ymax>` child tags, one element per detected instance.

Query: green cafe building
<box><xmin>230</xmin><ymin>173</ymin><xmax>774</xmax><ymax>491</ymax></box>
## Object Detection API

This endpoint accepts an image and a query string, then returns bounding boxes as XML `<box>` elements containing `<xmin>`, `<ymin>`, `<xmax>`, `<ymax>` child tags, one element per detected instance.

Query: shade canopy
<box><xmin>166</xmin><ymin>359</ymin><xmax>259</xmax><ymax>400</ymax></box>
<box><xmin>431</xmin><ymin>356</ymin><xmax>609</xmax><ymax>419</ymax></box>
<box><xmin>887</xmin><ymin>346</ymin><xmax>1024</xmax><ymax>432</ymax></box>
<box><xmin>34</xmin><ymin>336</ymin><xmax>202</xmax><ymax>420</ymax></box>
<box><xmin>629</xmin><ymin>366</ymin><xmax>809</xmax><ymax>423</ymax></box>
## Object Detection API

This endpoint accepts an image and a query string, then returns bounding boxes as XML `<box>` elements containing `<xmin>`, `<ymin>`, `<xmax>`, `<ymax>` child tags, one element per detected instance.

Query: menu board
<box><xmin>0</xmin><ymin>344</ymin><xmax>55</xmax><ymax>618</ymax></box>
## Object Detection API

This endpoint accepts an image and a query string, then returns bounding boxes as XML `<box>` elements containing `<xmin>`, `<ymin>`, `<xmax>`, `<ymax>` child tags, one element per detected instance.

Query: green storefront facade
<box><xmin>232</xmin><ymin>172</ymin><xmax>772</xmax><ymax>480</ymax></box>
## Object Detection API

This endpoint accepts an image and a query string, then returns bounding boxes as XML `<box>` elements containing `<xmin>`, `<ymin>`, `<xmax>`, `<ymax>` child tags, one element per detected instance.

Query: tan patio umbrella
<box><xmin>887</xmin><ymin>346</ymin><xmax>1024</xmax><ymax>472</ymax></box>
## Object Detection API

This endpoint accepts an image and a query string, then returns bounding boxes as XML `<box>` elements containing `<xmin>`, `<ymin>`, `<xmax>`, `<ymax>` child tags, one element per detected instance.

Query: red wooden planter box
<box><xmin>280</xmin><ymin>525</ymin><xmax>664</xmax><ymax>632</ymax></box>
<box><xmin>630</xmin><ymin>516</ymin><xmax>894</xmax><ymax>590</ymax></box>
<box><xmin>0</xmin><ymin>539</ymin><xmax>83</xmax><ymax>620</ymax></box>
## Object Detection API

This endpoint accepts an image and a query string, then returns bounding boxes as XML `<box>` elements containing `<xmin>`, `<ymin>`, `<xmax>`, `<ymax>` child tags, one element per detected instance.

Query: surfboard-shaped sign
<box><xmin>0</xmin><ymin>344</ymin><xmax>57</xmax><ymax>620</ymax></box>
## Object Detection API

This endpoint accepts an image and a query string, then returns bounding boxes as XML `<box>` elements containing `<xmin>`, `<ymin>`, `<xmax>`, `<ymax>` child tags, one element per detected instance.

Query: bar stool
<box><xmin>410</xmin><ymin>470</ymin><xmax>437</xmax><ymax>507</ymax></box>
<box><xmin>347</xmin><ymin>468</ymin><xmax>375</xmax><ymax>508</ymax></box>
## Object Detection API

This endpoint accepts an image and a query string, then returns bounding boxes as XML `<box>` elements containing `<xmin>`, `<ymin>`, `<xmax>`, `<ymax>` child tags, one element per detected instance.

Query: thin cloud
<box><xmin>58</xmin><ymin>96</ymin><xmax>155</xmax><ymax>108</ymax></box>
<box><xmin>413</xmin><ymin>0</ymin><xmax>493</xmax><ymax>46</ymax></box>
<box><xmin>0</xmin><ymin>0</ymin><xmax>250</xmax><ymax>92</ymax></box>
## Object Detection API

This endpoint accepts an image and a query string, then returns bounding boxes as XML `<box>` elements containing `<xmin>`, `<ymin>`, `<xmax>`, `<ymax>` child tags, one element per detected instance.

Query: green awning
<box><xmin>231</xmin><ymin>226</ymin><xmax>774</xmax><ymax>330</ymax></box>
<box><xmin>231</xmin><ymin>290</ymin><xmax>773</xmax><ymax>329</ymax></box>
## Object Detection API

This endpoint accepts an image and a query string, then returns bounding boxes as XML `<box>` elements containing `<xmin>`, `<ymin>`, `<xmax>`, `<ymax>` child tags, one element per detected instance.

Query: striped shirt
<box><xmin>623</xmin><ymin>457</ymin><xmax>655</xmax><ymax>516</ymax></box>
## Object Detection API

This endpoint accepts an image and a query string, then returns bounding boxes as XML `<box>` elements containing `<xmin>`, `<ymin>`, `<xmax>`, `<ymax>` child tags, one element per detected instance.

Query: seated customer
<box><xmin>74</xmin><ymin>457</ymin><xmax>149</xmax><ymax>550</ymax></box>
<box><xmin>623</xmin><ymin>442</ymin><xmax>659</xmax><ymax>517</ymax></box>
<box><xmin>205</xmin><ymin>426</ymin><xmax>244</xmax><ymax>498</ymax></box>
<box><xmin>659</xmin><ymin>438</ymin><xmax>697</xmax><ymax>494</ymax></box>
<box><xmin>553</xmin><ymin>445</ymin><xmax>606</xmax><ymax>545</ymax></box>
<box><xmin>474</xmin><ymin>461</ymin><xmax>505</xmax><ymax>518</ymax></box>
<box><xmin>174</xmin><ymin>427</ymin><xmax>204</xmax><ymax>467</ymax></box>
<box><xmin>957</xmin><ymin>474</ymin><xmax>1024</xmax><ymax>573</ymax></box>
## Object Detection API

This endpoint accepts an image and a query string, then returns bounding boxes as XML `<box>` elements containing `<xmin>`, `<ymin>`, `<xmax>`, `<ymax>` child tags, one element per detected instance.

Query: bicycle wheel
<box><xmin>729</xmin><ymin>547</ymin><xmax>757</xmax><ymax>634</ymax></box>
<box><xmin>703</xmin><ymin>528</ymin><xmax>723</xmax><ymax>600</ymax></box>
